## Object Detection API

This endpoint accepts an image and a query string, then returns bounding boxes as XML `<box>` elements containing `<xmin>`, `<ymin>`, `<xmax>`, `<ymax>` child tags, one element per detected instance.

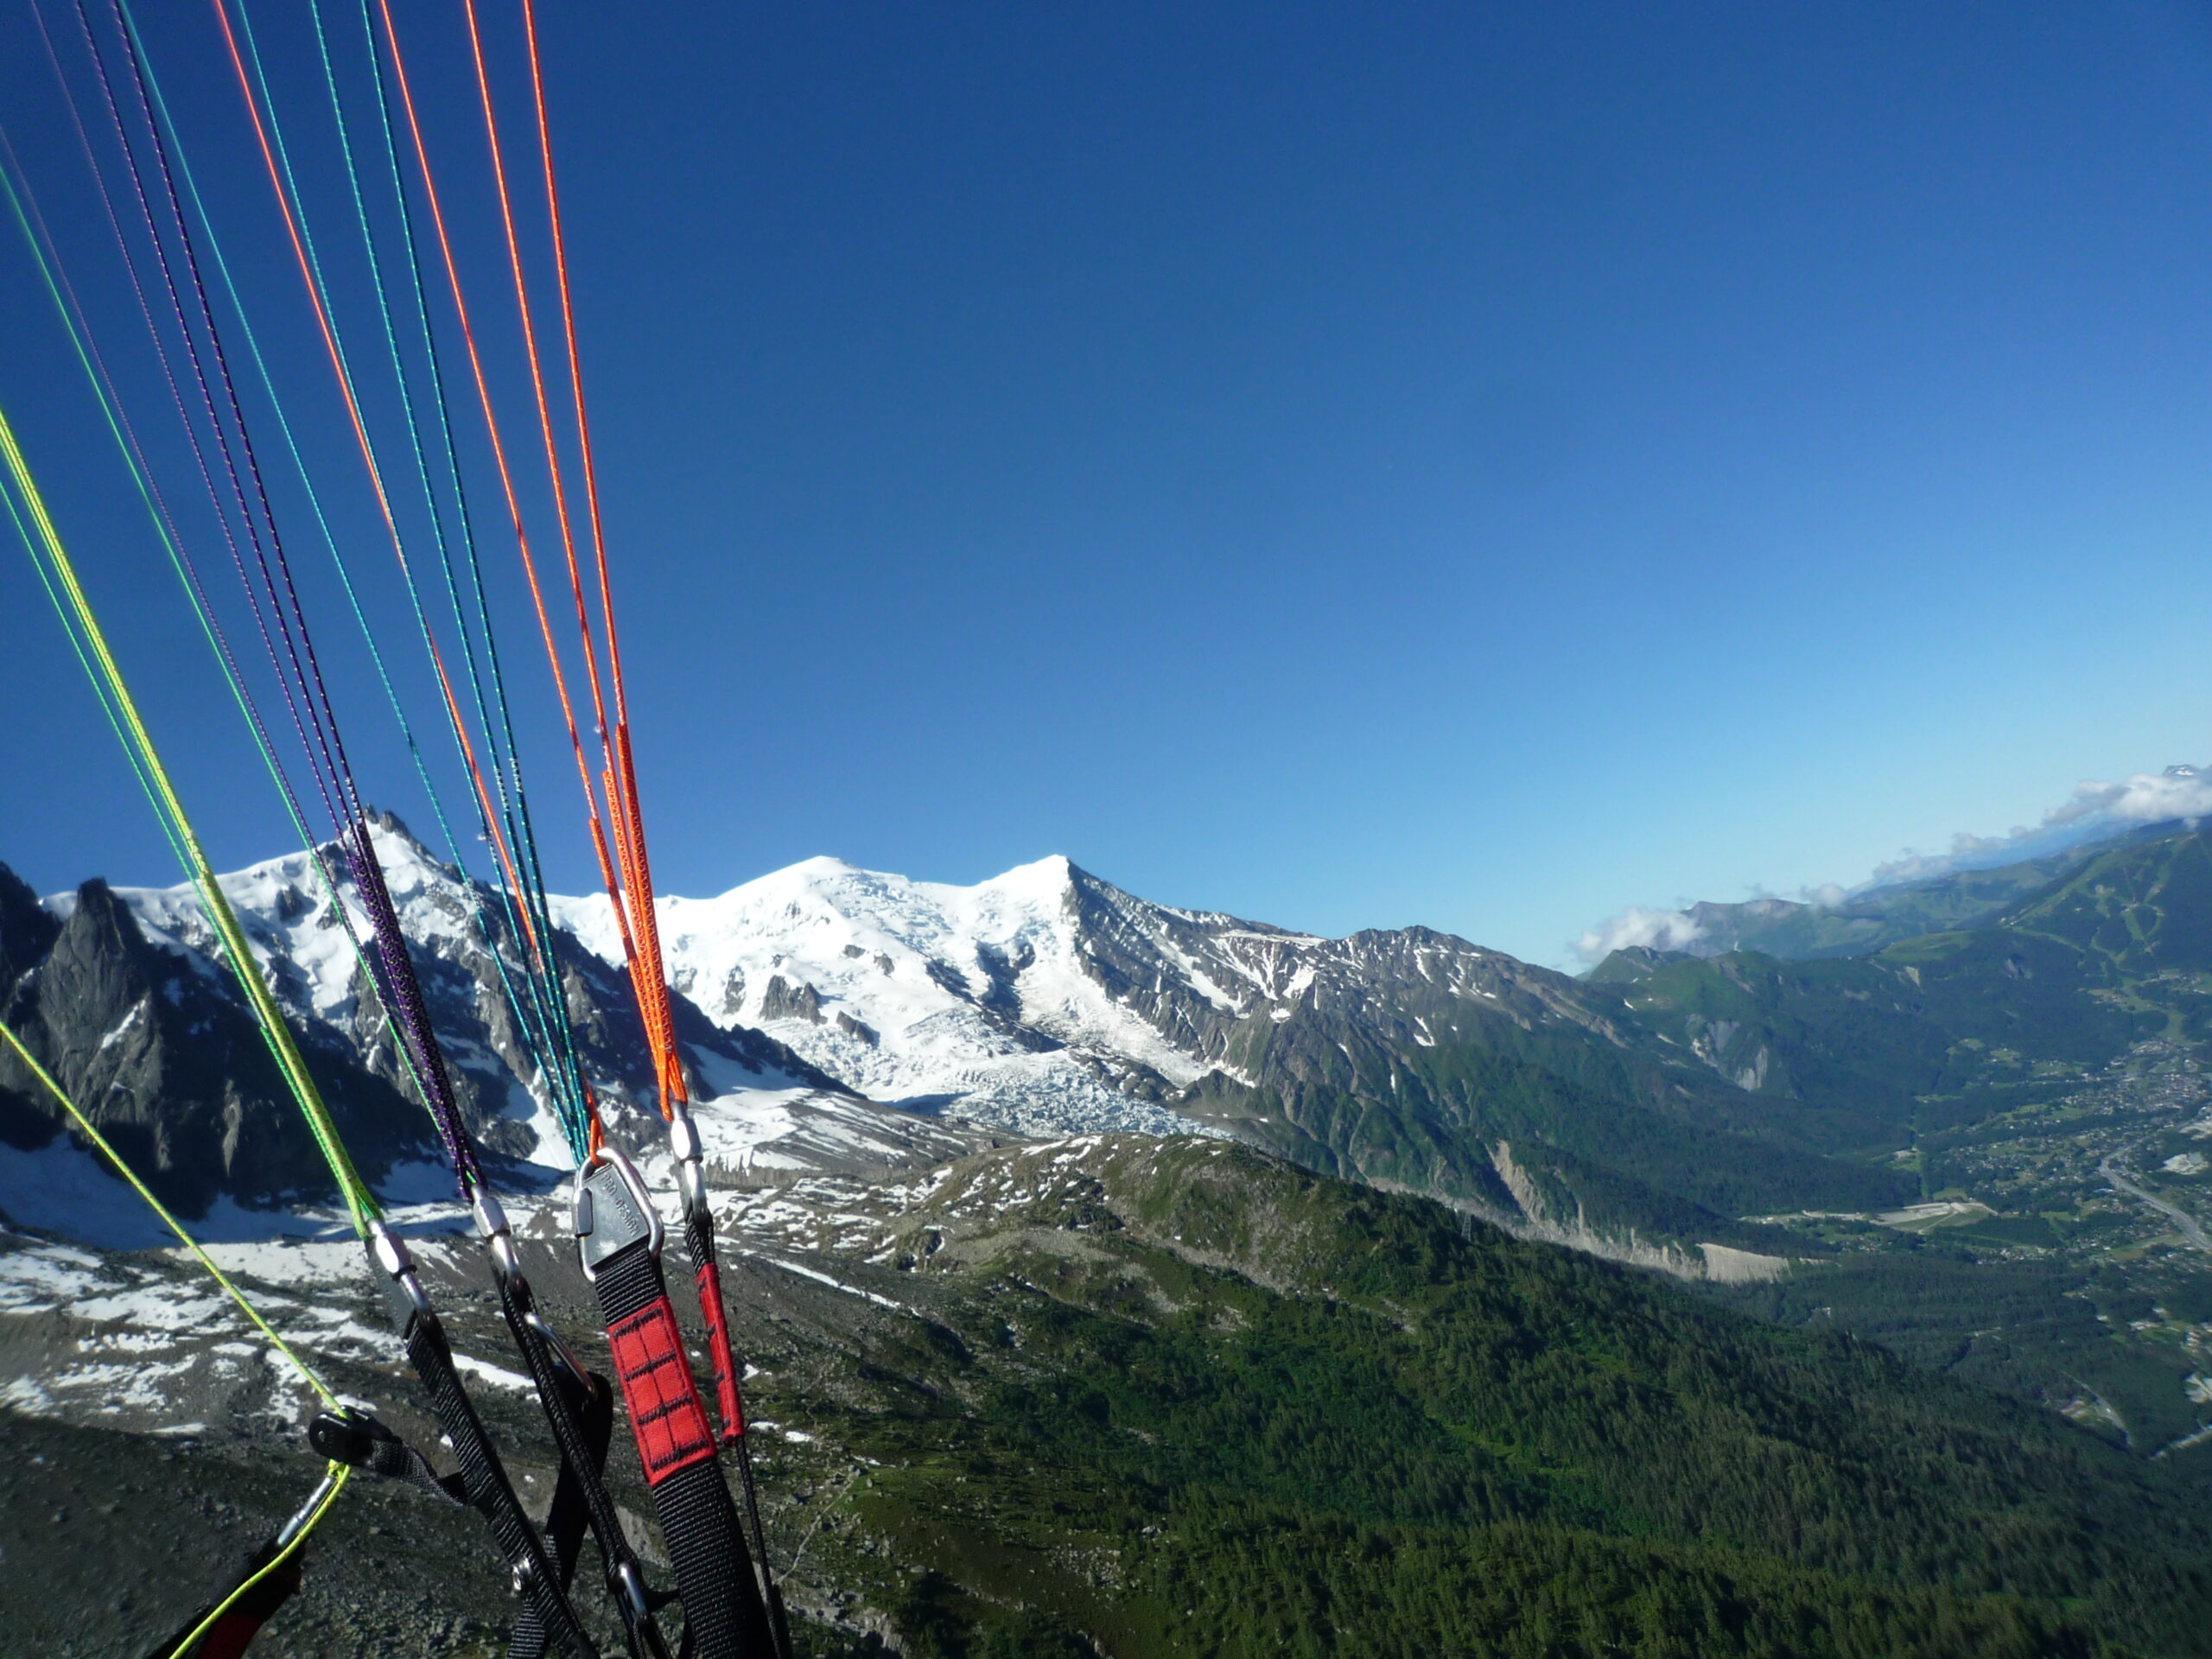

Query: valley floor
<box><xmin>1713</xmin><ymin>1037</ymin><xmax>2212</xmax><ymax>1458</ymax></box>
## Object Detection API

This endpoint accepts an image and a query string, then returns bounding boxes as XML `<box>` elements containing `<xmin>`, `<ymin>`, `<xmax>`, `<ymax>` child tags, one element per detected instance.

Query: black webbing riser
<box><xmin>728</xmin><ymin>1433</ymin><xmax>793</xmax><ymax>1659</ymax></box>
<box><xmin>510</xmin><ymin>1313</ymin><xmax>602</xmax><ymax>1596</ymax></box>
<box><xmin>495</xmin><ymin>1268</ymin><xmax>669</xmax><ymax>1659</ymax></box>
<box><xmin>680</xmin><ymin>1210</ymin><xmax>794</xmax><ymax>1659</ymax></box>
<box><xmin>400</xmin><ymin>1306</ymin><xmax>600</xmax><ymax>1659</ymax></box>
<box><xmin>593</xmin><ymin>1236</ymin><xmax>774</xmax><ymax>1659</ymax></box>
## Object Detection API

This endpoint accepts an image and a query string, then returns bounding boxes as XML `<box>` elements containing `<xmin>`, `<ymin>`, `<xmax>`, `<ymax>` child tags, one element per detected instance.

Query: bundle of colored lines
<box><xmin>0</xmin><ymin>2</ymin><xmax>791</xmax><ymax>1653</ymax></box>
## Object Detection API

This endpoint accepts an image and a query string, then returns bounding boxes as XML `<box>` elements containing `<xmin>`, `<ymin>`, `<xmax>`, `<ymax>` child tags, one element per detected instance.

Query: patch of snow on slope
<box><xmin>99</xmin><ymin>823</ymin><xmax>481</xmax><ymax>1030</ymax></box>
<box><xmin>0</xmin><ymin>1225</ymin><xmax>358</xmax><ymax>1433</ymax></box>
<box><xmin>0</xmin><ymin>1136</ymin><xmax>190</xmax><ymax>1251</ymax></box>
<box><xmin>0</xmin><ymin>1134</ymin><xmax>469</xmax><ymax>1254</ymax></box>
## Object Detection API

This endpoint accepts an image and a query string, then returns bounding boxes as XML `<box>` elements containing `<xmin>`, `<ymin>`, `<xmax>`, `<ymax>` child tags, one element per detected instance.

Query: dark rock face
<box><xmin>0</xmin><ymin>868</ymin><xmax>427</xmax><ymax>1215</ymax></box>
<box><xmin>0</xmin><ymin>863</ymin><xmax>58</xmax><ymax>991</ymax></box>
<box><xmin>760</xmin><ymin>975</ymin><xmax>824</xmax><ymax>1026</ymax></box>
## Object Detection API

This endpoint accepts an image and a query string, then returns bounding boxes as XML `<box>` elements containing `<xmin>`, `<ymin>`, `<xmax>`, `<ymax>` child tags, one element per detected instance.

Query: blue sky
<box><xmin>3</xmin><ymin>1</ymin><xmax>2210</xmax><ymax>969</ymax></box>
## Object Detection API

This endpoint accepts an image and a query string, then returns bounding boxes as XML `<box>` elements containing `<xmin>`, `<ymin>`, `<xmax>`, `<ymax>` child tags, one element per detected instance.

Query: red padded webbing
<box><xmin>606</xmin><ymin>1294</ymin><xmax>716</xmax><ymax>1485</ymax></box>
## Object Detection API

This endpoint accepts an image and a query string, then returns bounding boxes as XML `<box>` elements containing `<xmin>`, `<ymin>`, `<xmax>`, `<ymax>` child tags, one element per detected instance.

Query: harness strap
<box><xmin>143</xmin><ymin>1535</ymin><xmax>302</xmax><ymax>1659</ymax></box>
<box><xmin>680</xmin><ymin>1208</ymin><xmax>792</xmax><ymax>1655</ymax></box>
<box><xmin>579</xmin><ymin>1158</ymin><xmax>774</xmax><ymax>1659</ymax></box>
<box><xmin>312</xmin><ymin>1386</ymin><xmax>656</xmax><ymax>1659</ymax></box>
<box><xmin>368</xmin><ymin>1228</ymin><xmax>600</xmax><ymax>1659</ymax></box>
<box><xmin>537</xmin><ymin>1361</ymin><xmax>609</xmax><ymax>1589</ymax></box>
<box><xmin>492</xmin><ymin>1243</ymin><xmax>672</xmax><ymax>1659</ymax></box>
<box><xmin>141</xmin><ymin>1462</ymin><xmax>345</xmax><ymax>1659</ymax></box>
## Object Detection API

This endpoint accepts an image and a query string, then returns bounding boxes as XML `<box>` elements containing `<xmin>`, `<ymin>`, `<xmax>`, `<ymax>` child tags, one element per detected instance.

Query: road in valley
<box><xmin>2100</xmin><ymin>1149</ymin><xmax>2212</xmax><ymax>1256</ymax></box>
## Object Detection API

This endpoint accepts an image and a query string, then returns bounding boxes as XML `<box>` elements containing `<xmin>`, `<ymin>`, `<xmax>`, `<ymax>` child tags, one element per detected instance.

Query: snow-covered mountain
<box><xmin>0</xmin><ymin>821</ymin><xmax>985</xmax><ymax>1219</ymax></box>
<box><xmin>13</xmin><ymin>829</ymin><xmax>1639</xmax><ymax>1181</ymax></box>
<box><xmin>549</xmin><ymin>853</ymin><xmax>1617</xmax><ymax>1142</ymax></box>
<box><xmin>9</xmin><ymin>828</ymin><xmax>1881</xmax><ymax>1264</ymax></box>
<box><xmin>552</xmin><ymin>856</ymin><xmax>1216</xmax><ymax>1137</ymax></box>
<box><xmin>549</xmin><ymin>853</ymin><xmax>1892</xmax><ymax>1263</ymax></box>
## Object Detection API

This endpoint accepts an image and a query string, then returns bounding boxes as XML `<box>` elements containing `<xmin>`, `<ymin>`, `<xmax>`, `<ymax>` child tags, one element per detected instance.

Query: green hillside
<box><xmin>1599</xmin><ymin>825</ymin><xmax>2212</xmax><ymax>1453</ymax></box>
<box><xmin>2005</xmin><ymin>827</ymin><xmax>2212</xmax><ymax>986</ymax></box>
<box><xmin>1168</xmin><ymin>832</ymin><xmax>2212</xmax><ymax>1264</ymax></box>
<box><xmin>1592</xmin><ymin>823</ymin><xmax>2212</xmax><ymax>1116</ymax></box>
<box><xmin>1176</xmin><ymin>930</ymin><xmax>1923</xmax><ymax>1255</ymax></box>
<box><xmin>753</xmin><ymin>1140</ymin><xmax>2212</xmax><ymax>1657</ymax></box>
<box><xmin>1597</xmin><ymin>828</ymin><xmax>2212</xmax><ymax>1140</ymax></box>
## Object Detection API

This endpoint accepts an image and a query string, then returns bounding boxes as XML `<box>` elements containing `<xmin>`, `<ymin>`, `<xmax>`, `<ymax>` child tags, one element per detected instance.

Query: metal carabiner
<box><xmin>573</xmin><ymin>1141</ymin><xmax>665</xmax><ymax>1282</ymax></box>
<box><xmin>667</xmin><ymin>1103</ymin><xmax>713</xmax><ymax>1224</ymax></box>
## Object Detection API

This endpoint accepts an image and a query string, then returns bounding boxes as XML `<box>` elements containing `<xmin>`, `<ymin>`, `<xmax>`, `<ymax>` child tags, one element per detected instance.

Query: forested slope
<box><xmin>753</xmin><ymin>1140</ymin><xmax>2212</xmax><ymax>1657</ymax></box>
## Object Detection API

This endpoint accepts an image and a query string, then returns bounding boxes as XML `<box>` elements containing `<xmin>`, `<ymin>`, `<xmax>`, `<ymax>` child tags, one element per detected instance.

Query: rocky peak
<box><xmin>0</xmin><ymin>861</ymin><xmax>59</xmax><ymax>989</ymax></box>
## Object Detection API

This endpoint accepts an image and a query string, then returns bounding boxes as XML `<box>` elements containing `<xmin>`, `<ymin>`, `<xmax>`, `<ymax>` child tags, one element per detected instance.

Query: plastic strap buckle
<box><xmin>306</xmin><ymin>1406</ymin><xmax>377</xmax><ymax>1466</ymax></box>
<box><xmin>574</xmin><ymin>1143</ymin><xmax>664</xmax><ymax>1282</ymax></box>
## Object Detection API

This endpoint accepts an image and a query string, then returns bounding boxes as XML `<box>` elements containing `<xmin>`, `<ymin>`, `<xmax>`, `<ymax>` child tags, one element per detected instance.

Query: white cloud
<box><xmin>1871</xmin><ymin>765</ymin><xmax>2212</xmax><ymax>885</ymax></box>
<box><xmin>2046</xmin><ymin>767</ymin><xmax>2212</xmax><ymax>829</ymax></box>
<box><xmin>1571</xmin><ymin>762</ymin><xmax>2210</xmax><ymax>969</ymax></box>
<box><xmin>1571</xmin><ymin>905</ymin><xmax>1705</xmax><ymax>964</ymax></box>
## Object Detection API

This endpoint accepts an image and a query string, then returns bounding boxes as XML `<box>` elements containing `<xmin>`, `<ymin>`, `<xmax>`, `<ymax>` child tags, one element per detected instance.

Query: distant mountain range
<box><xmin>3</xmin><ymin>823</ymin><xmax>1923</xmax><ymax>1274</ymax></box>
<box><xmin>11</xmin><ymin>808</ymin><xmax>2212</xmax><ymax>1275</ymax></box>
<box><xmin>1573</xmin><ymin>814</ymin><xmax>2212</xmax><ymax>1173</ymax></box>
<box><xmin>12</xmin><ymin>813</ymin><xmax>2212</xmax><ymax>1652</ymax></box>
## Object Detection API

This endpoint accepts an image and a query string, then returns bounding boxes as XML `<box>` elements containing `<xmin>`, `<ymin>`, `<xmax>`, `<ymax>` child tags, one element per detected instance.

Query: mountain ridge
<box><xmin>1595</xmin><ymin>809</ymin><xmax>2211</xmax><ymax>968</ymax></box>
<box><xmin>553</xmin><ymin>845</ymin><xmax>1910</xmax><ymax>1260</ymax></box>
<box><xmin>10</xmin><ymin>825</ymin><xmax>2212</xmax><ymax>1649</ymax></box>
<box><xmin>50</xmin><ymin>810</ymin><xmax>2212</xmax><ymax>1272</ymax></box>
<box><xmin>3</xmin><ymin>826</ymin><xmax>1904</xmax><ymax>1274</ymax></box>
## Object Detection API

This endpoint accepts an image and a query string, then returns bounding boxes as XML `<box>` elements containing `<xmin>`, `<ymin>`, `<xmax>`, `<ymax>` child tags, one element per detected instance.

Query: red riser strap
<box><xmin>693</xmin><ymin>1254</ymin><xmax>746</xmax><ymax>1441</ymax></box>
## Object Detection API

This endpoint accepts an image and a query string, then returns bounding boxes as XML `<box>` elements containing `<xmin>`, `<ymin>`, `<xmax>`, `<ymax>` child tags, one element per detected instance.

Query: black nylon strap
<box><xmin>497</xmin><ymin>1270</ymin><xmax>671</xmax><ymax>1659</ymax></box>
<box><xmin>538</xmin><ymin>1363</ymin><xmax>604</xmax><ymax>1592</ymax></box>
<box><xmin>679</xmin><ymin>1211</ymin><xmax>792</xmax><ymax>1659</ymax></box>
<box><xmin>594</xmin><ymin>1236</ymin><xmax>774</xmax><ymax>1659</ymax></box>
<box><xmin>402</xmin><ymin>1307</ymin><xmax>601</xmax><ymax>1659</ymax></box>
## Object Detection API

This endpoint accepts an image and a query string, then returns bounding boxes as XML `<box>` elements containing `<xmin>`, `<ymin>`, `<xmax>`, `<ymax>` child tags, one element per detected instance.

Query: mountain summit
<box><xmin>553</xmin><ymin>855</ymin><xmax>1211</xmax><ymax>1135</ymax></box>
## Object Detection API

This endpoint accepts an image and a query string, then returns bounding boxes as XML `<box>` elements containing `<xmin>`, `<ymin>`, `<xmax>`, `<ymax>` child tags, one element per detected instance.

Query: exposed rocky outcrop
<box><xmin>0</xmin><ymin>866</ymin><xmax>426</xmax><ymax>1214</ymax></box>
